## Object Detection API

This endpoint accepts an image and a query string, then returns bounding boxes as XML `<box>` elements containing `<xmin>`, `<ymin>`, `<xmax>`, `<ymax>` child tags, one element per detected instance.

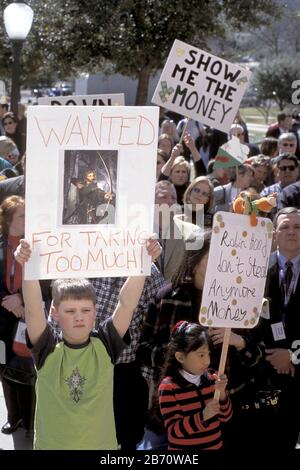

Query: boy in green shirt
<box><xmin>15</xmin><ymin>237</ymin><xmax>161</xmax><ymax>450</ymax></box>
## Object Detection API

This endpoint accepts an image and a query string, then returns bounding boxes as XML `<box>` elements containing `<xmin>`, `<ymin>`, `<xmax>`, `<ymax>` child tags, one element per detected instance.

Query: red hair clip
<box><xmin>171</xmin><ymin>320</ymin><xmax>189</xmax><ymax>334</ymax></box>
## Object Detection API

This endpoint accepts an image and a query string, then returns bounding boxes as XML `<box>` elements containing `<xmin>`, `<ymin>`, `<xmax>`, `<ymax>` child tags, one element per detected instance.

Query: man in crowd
<box><xmin>261</xmin><ymin>153</ymin><xmax>299</xmax><ymax>218</ymax></box>
<box><xmin>255</xmin><ymin>207</ymin><xmax>300</xmax><ymax>450</ymax></box>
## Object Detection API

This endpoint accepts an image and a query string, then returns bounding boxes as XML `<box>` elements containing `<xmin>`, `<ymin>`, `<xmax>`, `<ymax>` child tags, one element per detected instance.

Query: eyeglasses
<box><xmin>3</xmin><ymin>121</ymin><xmax>14</xmax><ymax>126</ymax></box>
<box><xmin>192</xmin><ymin>187</ymin><xmax>210</xmax><ymax>197</ymax></box>
<box><xmin>281</xmin><ymin>142</ymin><xmax>295</xmax><ymax>147</ymax></box>
<box><xmin>278</xmin><ymin>165</ymin><xmax>297</xmax><ymax>172</ymax></box>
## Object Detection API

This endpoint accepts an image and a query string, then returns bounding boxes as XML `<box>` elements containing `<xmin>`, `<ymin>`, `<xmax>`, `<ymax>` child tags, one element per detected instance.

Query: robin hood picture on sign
<box><xmin>62</xmin><ymin>149</ymin><xmax>117</xmax><ymax>226</ymax></box>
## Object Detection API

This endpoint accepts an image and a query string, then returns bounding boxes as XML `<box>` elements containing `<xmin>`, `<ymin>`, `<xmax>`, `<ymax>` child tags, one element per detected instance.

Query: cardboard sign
<box><xmin>25</xmin><ymin>105</ymin><xmax>159</xmax><ymax>279</ymax></box>
<box><xmin>38</xmin><ymin>93</ymin><xmax>125</xmax><ymax>106</ymax></box>
<box><xmin>214</xmin><ymin>136</ymin><xmax>249</xmax><ymax>168</ymax></box>
<box><xmin>152</xmin><ymin>39</ymin><xmax>251</xmax><ymax>133</ymax></box>
<box><xmin>200</xmin><ymin>212</ymin><xmax>273</xmax><ymax>328</ymax></box>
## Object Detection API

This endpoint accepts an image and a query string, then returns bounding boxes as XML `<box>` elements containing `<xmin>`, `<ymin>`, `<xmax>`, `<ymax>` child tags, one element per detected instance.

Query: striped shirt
<box><xmin>159</xmin><ymin>370</ymin><xmax>232</xmax><ymax>450</ymax></box>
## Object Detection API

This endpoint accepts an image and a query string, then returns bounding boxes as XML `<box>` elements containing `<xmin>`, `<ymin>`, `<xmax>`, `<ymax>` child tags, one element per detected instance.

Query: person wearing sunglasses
<box><xmin>183</xmin><ymin>176</ymin><xmax>214</xmax><ymax>228</ymax></box>
<box><xmin>260</xmin><ymin>153</ymin><xmax>299</xmax><ymax>219</ymax></box>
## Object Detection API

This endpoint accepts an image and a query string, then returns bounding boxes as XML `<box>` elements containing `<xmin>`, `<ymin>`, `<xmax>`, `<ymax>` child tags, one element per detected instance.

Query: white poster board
<box><xmin>152</xmin><ymin>39</ymin><xmax>251</xmax><ymax>133</ymax></box>
<box><xmin>200</xmin><ymin>212</ymin><xmax>273</xmax><ymax>328</ymax></box>
<box><xmin>38</xmin><ymin>93</ymin><xmax>125</xmax><ymax>106</ymax></box>
<box><xmin>25</xmin><ymin>105</ymin><xmax>159</xmax><ymax>279</ymax></box>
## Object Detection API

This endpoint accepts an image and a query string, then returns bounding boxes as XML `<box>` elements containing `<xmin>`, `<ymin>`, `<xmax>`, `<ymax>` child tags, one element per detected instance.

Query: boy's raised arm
<box><xmin>112</xmin><ymin>237</ymin><xmax>161</xmax><ymax>338</ymax></box>
<box><xmin>15</xmin><ymin>240</ymin><xmax>47</xmax><ymax>345</ymax></box>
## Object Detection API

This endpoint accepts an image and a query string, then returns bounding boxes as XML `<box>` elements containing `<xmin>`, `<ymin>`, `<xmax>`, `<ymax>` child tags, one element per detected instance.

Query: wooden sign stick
<box><xmin>178</xmin><ymin>118</ymin><xmax>190</xmax><ymax>144</ymax></box>
<box><xmin>214</xmin><ymin>327</ymin><xmax>231</xmax><ymax>401</ymax></box>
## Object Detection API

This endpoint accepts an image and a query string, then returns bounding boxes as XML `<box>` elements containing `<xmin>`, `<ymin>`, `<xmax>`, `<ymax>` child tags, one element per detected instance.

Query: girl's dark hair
<box><xmin>161</xmin><ymin>321</ymin><xmax>212</xmax><ymax>378</ymax></box>
<box><xmin>171</xmin><ymin>230</ymin><xmax>211</xmax><ymax>289</ymax></box>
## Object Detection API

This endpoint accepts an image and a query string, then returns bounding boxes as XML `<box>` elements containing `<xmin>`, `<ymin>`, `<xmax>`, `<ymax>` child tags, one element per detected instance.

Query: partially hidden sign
<box><xmin>25</xmin><ymin>105</ymin><xmax>158</xmax><ymax>280</ymax></box>
<box><xmin>152</xmin><ymin>39</ymin><xmax>251</xmax><ymax>133</ymax></box>
<box><xmin>38</xmin><ymin>93</ymin><xmax>125</xmax><ymax>106</ymax></box>
<box><xmin>200</xmin><ymin>212</ymin><xmax>273</xmax><ymax>328</ymax></box>
<box><xmin>214</xmin><ymin>136</ymin><xmax>249</xmax><ymax>168</ymax></box>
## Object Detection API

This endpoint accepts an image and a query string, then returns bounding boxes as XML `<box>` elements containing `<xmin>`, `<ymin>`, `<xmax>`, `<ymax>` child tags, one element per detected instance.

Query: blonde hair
<box><xmin>183</xmin><ymin>176</ymin><xmax>214</xmax><ymax>212</ymax></box>
<box><xmin>51</xmin><ymin>278</ymin><xmax>96</xmax><ymax>308</ymax></box>
<box><xmin>170</xmin><ymin>156</ymin><xmax>190</xmax><ymax>174</ymax></box>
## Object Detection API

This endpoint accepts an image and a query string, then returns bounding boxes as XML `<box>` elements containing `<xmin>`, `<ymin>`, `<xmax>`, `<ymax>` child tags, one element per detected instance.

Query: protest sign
<box><xmin>152</xmin><ymin>39</ymin><xmax>251</xmax><ymax>133</ymax></box>
<box><xmin>200</xmin><ymin>212</ymin><xmax>273</xmax><ymax>328</ymax></box>
<box><xmin>214</xmin><ymin>136</ymin><xmax>249</xmax><ymax>168</ymax></box>
<box><xmin>25</xmin><ymin>105</ymin><xmax>158</xmax><ymax>279</ymax></box>
<box><xmin>38</xmin><ymin>93</ymin><xmax>125</xmax><ymax>106</ymax></box>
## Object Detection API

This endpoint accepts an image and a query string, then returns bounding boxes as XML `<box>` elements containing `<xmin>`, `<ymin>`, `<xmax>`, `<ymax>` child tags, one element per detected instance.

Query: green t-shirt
<box><xmin>31</xmin><ymin>319</ymin><xmax>125</xmax><ymax>450</ymax></box>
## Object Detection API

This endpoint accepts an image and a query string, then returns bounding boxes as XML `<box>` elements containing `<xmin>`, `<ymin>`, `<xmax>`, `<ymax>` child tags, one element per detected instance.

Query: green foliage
<box><xmin>253</xmin><ymin>56</ymin><xmax>300</xmax><ymax>110</ymax></box>
<box><xmin>0</xmin><ymin>0</ymin><xmax>280</xmax><ymax>101</ymax></box>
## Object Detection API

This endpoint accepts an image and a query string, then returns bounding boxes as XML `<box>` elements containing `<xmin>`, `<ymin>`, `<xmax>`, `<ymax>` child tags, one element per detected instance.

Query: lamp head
<box><xmin>4</xmin><ymin>2</ymin><xmax>34</xmax><ymax>41</ymax></box>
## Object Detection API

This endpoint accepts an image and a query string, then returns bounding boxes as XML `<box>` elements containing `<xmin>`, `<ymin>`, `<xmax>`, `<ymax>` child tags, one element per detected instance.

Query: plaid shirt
<box><xmin>137</xmin><ymin>283</ymin><xmax>199</xmax><ymax>382</ymax></box>
<box><xmin>48</xmin><ymin>264</ymin><xmax>164</xmax><ymax>364</ymax></box>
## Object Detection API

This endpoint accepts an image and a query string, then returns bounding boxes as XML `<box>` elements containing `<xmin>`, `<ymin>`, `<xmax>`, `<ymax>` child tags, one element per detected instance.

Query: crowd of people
<box><xmin>0</xmin><ymin>101</ymin><xmax>300</xmax><ymax>452</ymax></box>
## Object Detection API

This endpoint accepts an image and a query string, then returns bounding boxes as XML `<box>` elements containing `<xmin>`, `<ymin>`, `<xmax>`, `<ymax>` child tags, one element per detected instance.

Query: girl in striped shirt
<box><xmin>159</xmin><ymin>321</ymin><xmax>232</xmax><ymax>451</ymax></box>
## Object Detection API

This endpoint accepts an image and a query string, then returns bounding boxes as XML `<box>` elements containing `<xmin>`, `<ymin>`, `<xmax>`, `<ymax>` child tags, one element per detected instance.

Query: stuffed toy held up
<box><xmin>232</xmin><ymin>192</ymin><xmax>276</xmax><ymax>226</ymax></box>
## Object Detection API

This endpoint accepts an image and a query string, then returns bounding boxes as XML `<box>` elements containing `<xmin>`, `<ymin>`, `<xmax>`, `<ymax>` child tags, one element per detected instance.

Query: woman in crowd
<box><xmin>160</xmin><ymin>120</ymin><xmax>179</xmax><ymax>144</ymax></box>
<box><xmin>183</xmin><ymin>176</ymin><xmax>214</xmax><ymax>228</ymax></box>
<box><xmin>158</xmin><ymin>134</ymin><xmax>174</xmax><ymax>158</ymax></box>
<box><xmin>0</xmin><ymin>196</ymin><xmax>34</xmax><ymax>438</ymax></box>
<box><xmin>2</xmin><ymin>112</ymin><xmax>25</xmax><ymax>156</ymax></box>
<box><xmin>158</xmin><ymin>133</ymin><xmax>206</xmax><ymax>205</ymax></box>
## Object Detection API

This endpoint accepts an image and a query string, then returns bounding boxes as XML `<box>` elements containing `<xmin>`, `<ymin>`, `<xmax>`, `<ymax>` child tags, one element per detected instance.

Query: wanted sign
<box><xmin>25</xmin><ymin>105</ymin><xmax>158</xmax><ymax>279</ymax></box>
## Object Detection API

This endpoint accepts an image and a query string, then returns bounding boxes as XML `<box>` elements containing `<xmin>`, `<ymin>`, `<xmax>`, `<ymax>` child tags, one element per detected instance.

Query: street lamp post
<box><xmin>3</xmin><ymin>1</ymin><xmax>34</xmax><ymax>116</ymax></box>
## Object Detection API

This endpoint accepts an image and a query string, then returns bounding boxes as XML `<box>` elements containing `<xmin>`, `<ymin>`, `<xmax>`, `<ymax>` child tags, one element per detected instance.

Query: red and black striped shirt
<box><xmin>159</xmin><ymin>370</ymin><xmax>232</xmax><ymax>450</ymax></box>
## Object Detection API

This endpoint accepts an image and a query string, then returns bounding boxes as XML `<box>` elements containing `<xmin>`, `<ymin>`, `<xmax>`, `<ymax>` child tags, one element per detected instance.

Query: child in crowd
<box><xmin>15</xmin><ymin>237</ymin><xmax>161</xmax><ymax>450</ymax></box>
<box><xmin>159</xmin><ymin>321</ymin><xmax>232</xmax><ymax>451</ymax></box>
